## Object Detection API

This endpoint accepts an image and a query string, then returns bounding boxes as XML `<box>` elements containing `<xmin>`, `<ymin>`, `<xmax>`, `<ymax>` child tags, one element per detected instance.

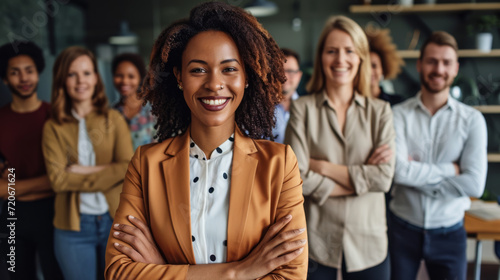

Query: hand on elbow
<box><xmin>309</xmin><ymin>158</ymin><xmax>325</xmax><ymax>175</ymax></box>
<box><xmin>233</xmin><ymin>215</ymin><xmax>306</xmax><ymax>280</ymax></box>
<box><xmin>366</xmin><ymin>144</ymin><xmax>392</xmax><ymax>165</ymax></box>
<box><xmin>112</xmin><ymin>215</ymin><xmax>166</xmax><ymax>265</ymax></box>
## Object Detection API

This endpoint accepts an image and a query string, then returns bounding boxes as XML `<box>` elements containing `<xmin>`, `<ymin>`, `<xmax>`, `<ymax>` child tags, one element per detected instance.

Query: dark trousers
<box><xmin>388</xmin><ymin>212</ymin><xmax>466</xmax><ymax>280</ymax></box>
<box><xmin>308</xmin><ymin>254</ymin><xmax>390</xmax><ymax>280</ymax></box>
<box><xmin>0</xmin><ymin>196</ymin><xmax>63</xmax><ymax>280</ymax></box>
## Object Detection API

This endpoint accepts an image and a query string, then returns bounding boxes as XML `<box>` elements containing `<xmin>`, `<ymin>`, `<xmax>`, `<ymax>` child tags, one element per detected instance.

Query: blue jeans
<box><xmin>388</xmin><ymin>212</ymin><xmax>466</xmax><ymax>280</ymax></box>
<box><xmin>54</xmin><ymin>213</ymin><xmax>112</xmax><ymax>280</ymax></box>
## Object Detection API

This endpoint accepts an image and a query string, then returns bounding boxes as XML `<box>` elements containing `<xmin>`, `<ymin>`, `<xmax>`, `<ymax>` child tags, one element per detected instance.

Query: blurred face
<box><xmin>65</xmin><ymin>55</ymin><xmax>98</xmax><ymax>104</ymax></box>
<box><xmin>174</xmin><ymin>31</ymin><xmax>246</xmax><ymax>129</ymax></box>
<box><xmin>370</xmin><ymin>52</ymin><xmax>383</xmax><ymax>88</ymax></box>
<box><xmin>3</xmin><ymin>55</ymin><xmax>39</xmax><ymax>100</ymax></box>
<box><xmin>321</xmin><ymin>29</ymin><xmax>360</xmax><ymax>88</ymax></box>
<box><xmin>113</xmin><ymin>61</ymin><xmax>141</xmax><ymax>98</ymax></box>
<box><xmin>417</xmin><ymin>43</ymin><xmax>459</xmax><ymax>94</ymax></box>
<box><xmin>282</xmin><ymin>56</ymin><xmax>302</xmax><ymax>96</ymax></box>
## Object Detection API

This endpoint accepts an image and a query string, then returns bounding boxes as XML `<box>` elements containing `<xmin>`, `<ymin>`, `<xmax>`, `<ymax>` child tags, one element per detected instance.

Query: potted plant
<box><xmin>467</xmin><ymin>15</ymin><xmax>500</xmax><ymax>53</ymax></box>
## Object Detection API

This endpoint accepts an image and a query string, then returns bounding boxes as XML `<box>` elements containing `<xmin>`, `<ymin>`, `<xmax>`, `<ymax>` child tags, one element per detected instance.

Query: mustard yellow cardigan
<box><xmin>42</xmin><ymin>109</ymin><xmax>133</xmax><ymax>231</ymax></box>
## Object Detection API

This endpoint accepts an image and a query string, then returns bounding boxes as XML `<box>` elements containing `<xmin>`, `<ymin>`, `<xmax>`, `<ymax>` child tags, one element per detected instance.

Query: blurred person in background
<box><xmin>42</xmin><ymin>46</ymin><xmax>133</xmax><ymax>280</ymax></box>
<box><xmin>389</xmin><ymin>31</ymin><xmax>487</xmax><ymax>280</ymax></box>
<box><xmin>272</xmin><ymin>48</ymin><xmax>302</xmax><ymax>144</ymax></box>
<box><xmin>0</xmin><ymin>40</ymin><xmax>63</xmax><ymax>280</ymax></box>
<box><xmin>112</xmin><ymin>53</ymin><xmax>156</xmax><ymax>151</ymax></box>
<box><xmin>285</xmin><ymin>15</ymin><xmax>395</xmax><ymax>280</ymax></box>
<box><xmin>365</xmin><ymin>25</ymin><xmax>405</xmax><ymax>106</ymax></box>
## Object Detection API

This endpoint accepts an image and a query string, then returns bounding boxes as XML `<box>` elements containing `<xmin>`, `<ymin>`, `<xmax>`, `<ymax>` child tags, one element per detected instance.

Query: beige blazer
<box><xmin>284</xmin><ymin>91</ymin><xmax>395</xmax><ymax>272</ymax></box>
<box><xmin>105</xmin><ymin>126</ymin><xmax>308</xmax><ymax>279</ymax></box>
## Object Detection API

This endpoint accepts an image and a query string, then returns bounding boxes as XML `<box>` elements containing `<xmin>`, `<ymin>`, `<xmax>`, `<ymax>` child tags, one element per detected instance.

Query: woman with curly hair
<box><xmin>105</xmin><ymin>2</ymin><xmax>307</xmax><ymax>279</ymax></box>
<box><xmin>285</xmin><ymin>16</ymin><xmax>395</xmax><ymax>279</ymax></box>
<box><xmin>42</xmin><ymin>46</ymin><xmax>133</xmax><ymax>280</ymax></box>
<box><xmin>112</xmin><ymin>53</ymin><xmax>156</xmax><ymax>151</ymax></box>
<box><xmin>365</xmin><ymin>25</ymin><xmax>405</xmax><ymax>106</ymax></box>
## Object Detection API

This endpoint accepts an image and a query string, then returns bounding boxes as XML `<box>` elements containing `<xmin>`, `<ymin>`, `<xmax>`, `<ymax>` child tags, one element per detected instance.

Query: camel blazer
<box><xmin>105</xmin><ymin>126</ymin><xmax>308</xmax><ymax>280</ymax></box>
<box><xmin>284</xmin><ymin>92</ymin><xmax>395</xmax><ymax>272</ymax></box>
<box><xmin>42</xmin><ymin>109</ymin><xmax>133</xmax><ymax>231</ymax></box>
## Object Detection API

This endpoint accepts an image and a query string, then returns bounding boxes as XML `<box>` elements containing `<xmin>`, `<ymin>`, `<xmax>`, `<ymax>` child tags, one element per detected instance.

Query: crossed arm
<box><xmin>105</xmin><ymin>146</ymin><xmax>308</xmax><ymax>280</ymax></box>
<box><xmin>392</xmin><ymin>109</ymin><xmax>487</xmax><ymax>198</ymax></box>
<box><xmin>285</xmin><ymin>101</ymin><xmax>396</xmax><ymax>205</ymax></box>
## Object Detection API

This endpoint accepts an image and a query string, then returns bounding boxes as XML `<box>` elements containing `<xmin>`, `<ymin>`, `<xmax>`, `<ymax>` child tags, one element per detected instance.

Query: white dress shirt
<box><xmin>390</xmin><ymin>93</ymin><xmax>487</xmax><ymax>229</ymax></box>
<box><xmin>189</xmin><ymin>135</ymin><xmax>233</xmax><ymax>264</ymax></box>
<box><xmin>72</xmin><ymin>110</ymin><xmax>109</xmax><ymax>215</ymax></box>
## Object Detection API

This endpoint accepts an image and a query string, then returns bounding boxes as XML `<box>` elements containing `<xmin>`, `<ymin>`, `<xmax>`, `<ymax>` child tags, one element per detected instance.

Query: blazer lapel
<box><xmin>162</xmin><ymin>131</ymin><xmax>196</xmax><ymax>264</ymax></box>
<box><xmin>226</xmin><ymin>126</ymin><xmax>258</xmax><ymax>262</ymax></box>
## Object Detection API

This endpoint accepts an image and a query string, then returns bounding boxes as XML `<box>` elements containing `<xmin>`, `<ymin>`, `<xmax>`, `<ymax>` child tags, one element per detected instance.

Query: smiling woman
<box><xmin>42</xmin><ymin>46</ymin><xmax>133</xmax><ymax>280</ymax></box>
<box><xmin>284</xmin><ymin>15</ymin><xmax>395</xmax><ymax>280</ymax></box>
<box><xmin>105</xmin><ymin>2</ymin><xmax>307</xmax><ymax>280</ymax></box>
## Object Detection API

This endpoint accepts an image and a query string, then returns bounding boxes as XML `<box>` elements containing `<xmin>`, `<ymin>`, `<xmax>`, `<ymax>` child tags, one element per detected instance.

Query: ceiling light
<box><xmin>109</xmin><ymin>21</ymin><xmax>138</xmax><ymax>45</ymax></box>
<box><xmin>244</xmin><ymin>0</ymin><xmax>278</xmax><ymax>17</ymax></box>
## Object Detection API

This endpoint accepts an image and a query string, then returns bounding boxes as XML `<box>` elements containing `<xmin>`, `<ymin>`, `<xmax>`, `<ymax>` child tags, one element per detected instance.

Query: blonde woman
<box><xmin>285</xmin><ymin>15</ymin><xmax>395</xmax><ymax>279</ymax></box>
<box><xmin>42</xmin><ymin>46</ymin><xmax>133</xmax><ymax>280</ymax></box>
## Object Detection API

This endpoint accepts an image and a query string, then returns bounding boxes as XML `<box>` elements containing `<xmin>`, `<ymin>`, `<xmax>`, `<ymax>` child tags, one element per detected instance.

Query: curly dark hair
<box><xmin>365</xmin><ymin>25</ymin><xmax>404</xmax><ymax>80</ymax></box>
<box><xmin>111</xmin><ymin>53</ymin><xmax>147</xmax><ymax>81</ymax></box>
<box><xmin>0</xmin><ymin>40</ymin><xmax>45</xmax><ymax>79</ymax></box>
<box><xmin>140</xmin><ymin>1</ymin><xmax>286</xmax><ymax>141</ymax></box>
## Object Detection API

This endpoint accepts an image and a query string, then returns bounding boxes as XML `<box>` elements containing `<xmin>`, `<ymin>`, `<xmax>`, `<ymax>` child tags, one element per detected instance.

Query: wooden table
<box><xmin>464</xmin><ymin>212</ymin><xmax>500</xmax><ymax>280</ymax></box>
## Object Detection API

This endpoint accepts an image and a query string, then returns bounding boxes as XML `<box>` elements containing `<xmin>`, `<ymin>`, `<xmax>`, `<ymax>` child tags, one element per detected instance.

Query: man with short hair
<box><xmin>273</xmin><ymin>48</ymin><xmax>302</xmax><ymax>144</ymax></box>
<box><xmin>0</xmin><ymin>40</ymin><xmax>63</xmax><ymax>279</ymax></box>
<box><xmin>389</xmin><ymin>31</ymin><xmax>487</xmax><ymax>280</ymax></box>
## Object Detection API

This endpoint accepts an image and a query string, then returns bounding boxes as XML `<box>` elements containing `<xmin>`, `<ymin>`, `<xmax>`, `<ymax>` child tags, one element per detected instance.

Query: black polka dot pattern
<box><xmin>210</xmin><ymin>255</ymin><xmax>216</xmax><ymax>262</ymax></box>
<box><xmin>193</xmin><ymin>177</ymin><xmax>199</xmax><ymax>183</ymax></box>
<box><xmin>190</xmin><ymin>142</ymin><xmax>195</xmax><ymax>148</ymax></box>
<box><xmin>228</xmin><ymin>136</ymin><xmax>234</xmax><ymax>142</ymax></box>
<box><xmin>194</xmin><ymin>155</ymin><xmax>198</xmax><ymax>158</ymax></box>
<box><xmin>223</xmin><ymin>240</ymin><xmax>227</xmax><ymax>246</ymax></box>
<box><xmin>192</xmin><ymin>235</ymin><xmax>195</xmax><ymax>242</ymax></box>
<box><xmin>223</xmin><ymin>173</ymin><xmax>228</xmax><ymax>179</ymax></box>
<box><xmin>209</xmin><ymin>187</ymin><xmax>214</xmax><ymax>193</ymax></box>
<box><xmin>216</xmin><ymin>147</ymin><xmax>223</xmax><ymax>154</ymax></box>
<box><xmin>203</xmin><ymin>157</ymin><xmax>206</xmax><ymax>160</ymax></box>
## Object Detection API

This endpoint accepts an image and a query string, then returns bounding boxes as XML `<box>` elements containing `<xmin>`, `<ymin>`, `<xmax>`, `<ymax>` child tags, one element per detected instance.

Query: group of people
<box><xmin>0</xmin><ymin>2</ymin><xmax>488</xmax><ymax>280</ymax></box>
<box><xmin>0</xmin><ymin>41</ymin><xmax>155</xmax><ymax>279</ymax></box>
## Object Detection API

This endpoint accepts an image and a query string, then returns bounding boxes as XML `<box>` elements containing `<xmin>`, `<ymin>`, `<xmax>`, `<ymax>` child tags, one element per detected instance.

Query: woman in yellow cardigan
<box><xmin>105</xmin><ymin>2</ymin><xmax>308</xmax><ymax>279</ymax></box>
<box><xmin>42</xmin><ymin>46</ymin><xmax>133</xmax><ymax>280</ymax></box>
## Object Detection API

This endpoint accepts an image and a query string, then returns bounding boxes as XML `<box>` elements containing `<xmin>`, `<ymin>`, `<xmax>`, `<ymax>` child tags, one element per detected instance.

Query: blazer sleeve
<box><xmin>285</xmin><ymin>99</ymin><xmax>336</xmax><ymax>206</ymax></box>
<box><xmin>347</xmin><ymin>102</ymin><xmax>396</xmax><ymax>195</ymax></box>
<box><xmin>105</xmin><ymin>147</ymin><xmax>190</xmax><ymax>279</ymax></box>
<box><xmin>258</xmin><ymin>145</ymin><xmax>308</xmax><ymax>280</ymax></box>
<box><xmin>42</xmin><ymin>113</ymin><xmax>133</xmax><ymax>193</ymax></box>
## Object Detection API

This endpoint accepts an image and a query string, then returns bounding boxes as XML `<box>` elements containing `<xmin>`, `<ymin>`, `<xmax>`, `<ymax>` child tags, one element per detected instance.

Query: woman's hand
<box><xmin>309</xmin><ymin>158</ymin><xmax>326</xmax><ymax>176</ymax></box>
<box><xmin>366</xmin><ymin>144</ymin><xmax>392</xmax><ymax>165</ymax></box>
<box><xmin>234</xmin><ymin>215</ymin><xmax>306</xmax><ymax>280</ymax></box>
<box><xmin>66</xmin><ymin>164</ymin><xmax>107</xmax><ymax>174</ymax></box>
<box><xmin>113</xmin><ymin>215</ymin><xmax>166</xmax><ymax>265</ymax></box>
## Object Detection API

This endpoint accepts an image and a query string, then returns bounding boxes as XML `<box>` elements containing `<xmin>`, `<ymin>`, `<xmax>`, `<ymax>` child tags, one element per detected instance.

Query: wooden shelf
<box><xmin>474</xmin><ymin>105</ymin><xmax>500</xmax><ymax>114</ymax></box>
<box><xmin>488</xmin><ymin>153</ymin><xmax>500</xmax><ymax>162</ymax></box>
<box><xmin>350</xmin><ymin>3</ymin><xmax>500</xmax><ymax>13</ymax></box>
<box><xmin>398</xmin><ymin>49</ymin><xmax>500</xmax><ymax>59</ymax></box>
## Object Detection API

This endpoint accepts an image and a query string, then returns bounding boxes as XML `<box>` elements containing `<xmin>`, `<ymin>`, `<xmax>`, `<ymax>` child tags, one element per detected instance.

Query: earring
<box><xmin>178</xmin><ymin>84</ymin><xmax>183</xmax><ymax>90</ymax></box>
<box><xmin>220</xmin><ymin>85</ymin><xmax>224</xmax><ymax>90</ymax></box>
<box><xmin>245</xmin><ymin>83</ymin><xmax>249</xmax><ymax>89</ymax></box>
